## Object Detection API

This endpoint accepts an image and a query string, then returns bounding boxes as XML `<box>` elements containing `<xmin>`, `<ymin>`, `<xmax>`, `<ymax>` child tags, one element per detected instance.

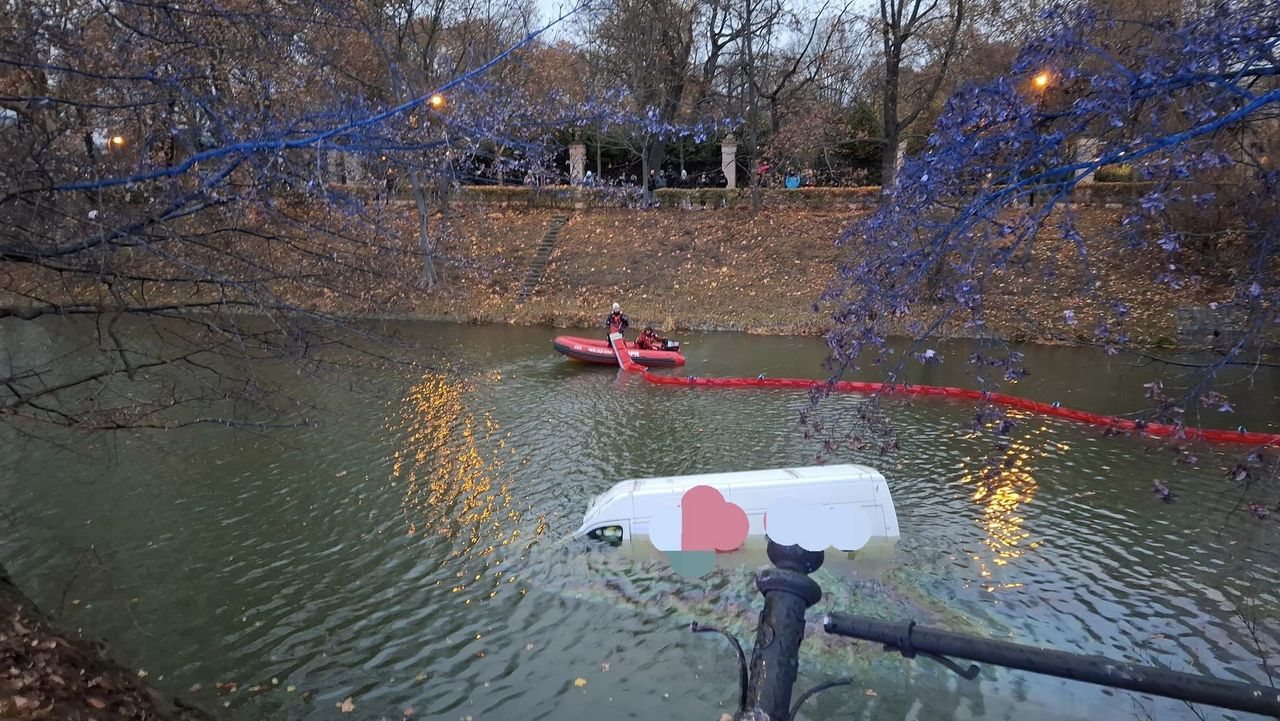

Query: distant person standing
<box><xmin>383</xmin><ymin>168</ymin><xmax>398</xmax><ymax>204</ymax></box>
<box><xmin>755</xmin><ymin>161</ymin><xmax>771</xmax><ymax>188</ymax></box>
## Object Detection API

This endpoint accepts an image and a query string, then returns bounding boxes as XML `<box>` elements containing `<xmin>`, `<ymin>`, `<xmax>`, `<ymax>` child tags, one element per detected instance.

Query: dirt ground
<box><xmin>418</xmin><ymin>204</ymin><xmax>1236</xmax><ymax>346</ymax></box>
<box><xmin>0</xmin><ymin>199</ymin><xmax>1248</xmax><ymax>347</ymax></box>
<box><xmin>422</xmin><ymin>206</ymin><xmax>849</xmax><ymax>334</ymax></box>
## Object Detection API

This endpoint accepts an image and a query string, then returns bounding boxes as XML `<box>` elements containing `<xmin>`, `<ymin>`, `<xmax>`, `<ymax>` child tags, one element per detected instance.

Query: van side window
<box><xmin>587</xmin><ymin>525</ymin><xmax>624</xmax><ymax>546</ymax></box>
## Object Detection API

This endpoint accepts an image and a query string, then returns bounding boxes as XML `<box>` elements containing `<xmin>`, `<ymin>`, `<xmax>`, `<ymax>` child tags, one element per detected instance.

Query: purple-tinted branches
<box><xmin>816</xmin><ymin>1</ymin><xmax>1279</xmax><ymax>498</ymax></box>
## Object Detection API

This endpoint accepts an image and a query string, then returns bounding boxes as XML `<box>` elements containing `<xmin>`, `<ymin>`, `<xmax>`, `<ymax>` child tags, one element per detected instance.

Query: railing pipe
<box><xmin>823</xmin><ymin>612</ymin><xmax>1280</xmax><ymax>718</ymax></box>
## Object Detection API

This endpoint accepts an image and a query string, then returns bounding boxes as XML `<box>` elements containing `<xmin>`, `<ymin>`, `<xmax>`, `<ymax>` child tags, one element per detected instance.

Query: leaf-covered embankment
<box><xmin>421</xmin><ymin>205</ymin><xmax>1254</xmax><ymax>349</ymax></box>
<box><xmin>0</xmin><ymin>564</ymin><xmax>211</xmax><ymax>720</ymax></box>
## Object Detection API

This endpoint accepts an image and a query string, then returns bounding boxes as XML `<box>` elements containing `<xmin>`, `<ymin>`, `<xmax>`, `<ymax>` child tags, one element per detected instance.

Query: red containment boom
<box><xmin>603</xmin><ymin>335</ymin><xmax>1279</xmax><ymax>447</ymax></box>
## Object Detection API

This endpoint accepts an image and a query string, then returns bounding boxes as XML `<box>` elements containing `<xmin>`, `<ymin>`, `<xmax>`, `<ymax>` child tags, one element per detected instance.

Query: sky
<box><xmin>533</xmin><ymin>0</ymin><xmax>582</xmax><ymax>41</ymax></box>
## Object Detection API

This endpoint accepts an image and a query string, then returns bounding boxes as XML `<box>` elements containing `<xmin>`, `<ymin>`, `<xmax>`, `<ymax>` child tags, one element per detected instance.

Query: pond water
<box><xmin>1</xmin><ymin>319</ymin><xmax>1277</xmax><ymax>721</ymax></box>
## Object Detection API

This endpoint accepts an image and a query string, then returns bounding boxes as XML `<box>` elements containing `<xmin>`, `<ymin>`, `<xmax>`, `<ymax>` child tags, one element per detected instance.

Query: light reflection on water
<box><xmin>389</xmin><ymin>370</ymin><xmax>545</xmax><ymax>603</ymax></box>
<box><xmin>0</xmin><ymin>320</ymin><xmax>1277</xmax><ymax>721</ymax></box>
<box><xmin>961</xmin><ymin>417</ymin><xmax>1049</xmax><ymax>590</ymax></box>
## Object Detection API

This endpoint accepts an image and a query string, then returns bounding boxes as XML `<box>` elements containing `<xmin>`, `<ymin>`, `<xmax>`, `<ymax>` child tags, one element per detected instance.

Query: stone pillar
<box><xmin>721</xmin><ymin>134</ymin><xmax>737</xmax><ymax>189</ymax></box>
<box><xmin>325</xmin><ymin>150</ymin><xmax>341</xmax><ymax>183</ymax></box>
<box><xmin>1075</xmin><ymin>137</ymin><xmax>1100</xmax><ymax>183</ymax></box>
<box><xmin>569</xmin><ymin>140</ymin><xmax>586</xmax><ymax>185</ymax></box>
<box><xmin>343</xmin><ymin>152</ymin><xmax>364</xmax><ymax>184</ymax></box>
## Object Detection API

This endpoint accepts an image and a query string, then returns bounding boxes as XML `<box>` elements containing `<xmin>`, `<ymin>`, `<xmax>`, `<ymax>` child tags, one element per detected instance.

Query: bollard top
<box><xmin>766</xmin><ymin>538</ymin><xmax>824</xmax><ymax>574</ymax></box>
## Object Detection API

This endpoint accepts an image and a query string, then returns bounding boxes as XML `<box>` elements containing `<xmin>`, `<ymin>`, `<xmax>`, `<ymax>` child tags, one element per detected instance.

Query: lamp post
<box><xmin>736</xmin><ymin>538</ymin><xmax>825</xmax><ymax>721</ymax></box>
<box><xmin>1025</xmin><ymin>70</ymin><xmax>1054</xmax><ymax>209</ymax></box>
<box><xmin>427</xmin><ymin>92</ymin><xmax>454</xmax><ymax>199</ymax></box>
<box><xmin>406</xmin><ymin>91</ymin><xmax>449</xmax><ymax>289</ymax></box>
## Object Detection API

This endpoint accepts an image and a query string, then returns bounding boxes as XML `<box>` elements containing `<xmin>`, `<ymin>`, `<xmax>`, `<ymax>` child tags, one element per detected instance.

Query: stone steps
<box><xmin>515</xmin><ymin>214</ymin><xmax>570</xmax><ymax>303</ymax></box>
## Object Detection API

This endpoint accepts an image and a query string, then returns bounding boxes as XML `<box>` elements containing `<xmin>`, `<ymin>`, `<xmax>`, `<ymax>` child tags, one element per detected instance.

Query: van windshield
<box><xmin>588</xmin><ymin>482</ymin><xmax>633</xmax><ymax>516</ymax></box>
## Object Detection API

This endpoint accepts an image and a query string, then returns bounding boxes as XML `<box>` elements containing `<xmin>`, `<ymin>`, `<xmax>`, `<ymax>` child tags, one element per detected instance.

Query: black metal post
<box><xmin>823</xmin><ymin>612</ymin><xmax>1280</xmax><ymax>718</ymax></box>
<box><xmin>738</xmin><ymin>539</ymin><xmax>825</xmax><ymax>721</ymax></box>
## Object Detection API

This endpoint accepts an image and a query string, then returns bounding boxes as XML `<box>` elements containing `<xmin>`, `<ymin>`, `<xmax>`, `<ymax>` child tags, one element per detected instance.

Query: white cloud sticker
<box><xmin>764</xmin><ymin>499</ymin><xmax>872</xmax><ymax>552</ymax></box>
<box><xmin>648</xmin><ymin>503</ymin><xmax>682</xmax><ymax>552</ymax></box>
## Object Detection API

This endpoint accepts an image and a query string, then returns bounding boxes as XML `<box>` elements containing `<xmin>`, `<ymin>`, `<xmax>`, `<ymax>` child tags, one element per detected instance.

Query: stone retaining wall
<box><xmin>1175</xmin><ymin>305</ymin><xmax>1254</xmax><ymax>348</ymax></box>
<box><xmin>451</xmin><ymin>182</ymin><xmax>1161</xmax><ymax>211</ymax></box>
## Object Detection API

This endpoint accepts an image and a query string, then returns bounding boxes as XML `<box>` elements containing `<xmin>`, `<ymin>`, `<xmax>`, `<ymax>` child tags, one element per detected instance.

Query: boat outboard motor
<box><xmin>660</xmin><ymin>339</ymin><xmax>681</xmax><ymax>352</ymax></box>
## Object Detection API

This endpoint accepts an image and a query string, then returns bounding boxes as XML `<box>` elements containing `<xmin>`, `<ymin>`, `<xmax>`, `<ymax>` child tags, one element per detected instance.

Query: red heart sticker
<box><xmin>681</xmin><ymin>485</ymin><xmax>749</xmax><ymax>552</ymax></box>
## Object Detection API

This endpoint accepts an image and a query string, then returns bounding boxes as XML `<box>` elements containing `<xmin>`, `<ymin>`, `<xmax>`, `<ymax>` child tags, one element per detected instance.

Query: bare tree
<box><xmin>0</xmin><ymin>0</ymin><xmax>575</xmax><ymax>432</ymax></box>
<box><xmin>740</xmin><ymin>0</ymin><xmax>784</xmax><ymax>212</ymax></box>
<box><xmin>338</xmin><ymin>0</ymin><xmax>538</xmax><ymax>287</ymax></box>
<box><xmin>877</xmin><ymin>0</ymin><xmax>966</xmax><ymax>189</ymax></box>
<box><xmin>582</xmin><ymin>0</ymin><xmax>697</xmax><ymax>189</ymax></box>
<box><xmin>738</xmin><ymin>0</ymin><xmax>853</xmax><ymax>211</ymax></box>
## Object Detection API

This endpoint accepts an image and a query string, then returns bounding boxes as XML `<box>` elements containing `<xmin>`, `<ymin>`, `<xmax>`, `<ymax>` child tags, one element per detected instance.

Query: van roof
<box><xmin>623</xmin><ymin>464</ymin><xmax>883</xmax><ymax>497</ymax></box>
<box><xmin>577</xmin><ymin>464</ymin><xmax>898</xmax><ymax>540</ymax></box>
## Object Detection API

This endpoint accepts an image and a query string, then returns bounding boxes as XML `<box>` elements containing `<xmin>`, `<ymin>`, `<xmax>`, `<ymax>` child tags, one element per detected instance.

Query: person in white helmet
<box><xmin>605</xmin><ymin>302</ymin><xmax>630</xmax><ymax>342</ymax></box>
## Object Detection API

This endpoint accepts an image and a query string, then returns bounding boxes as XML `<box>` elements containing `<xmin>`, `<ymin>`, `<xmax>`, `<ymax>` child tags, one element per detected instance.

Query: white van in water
<box><xmin>574</xmin><ymin>464</ymin><xmax>900</xmax><ymax>551</ymax></box>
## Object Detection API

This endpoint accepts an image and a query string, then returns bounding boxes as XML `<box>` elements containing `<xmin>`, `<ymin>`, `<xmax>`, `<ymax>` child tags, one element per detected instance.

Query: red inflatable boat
<box><xmin>553</xmin><ymin>335</ymin><xmax>686</xmax><ymax>367</ymax></box>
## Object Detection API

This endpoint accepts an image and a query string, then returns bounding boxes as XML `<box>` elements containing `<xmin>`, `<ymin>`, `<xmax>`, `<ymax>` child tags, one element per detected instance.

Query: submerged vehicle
<box><xmin>552</xmin><ymin>335</ymin><xmax>685</xmax><ymax>367</ymax></box>
<box><xmin>574</xmin><ymin>465</ymin><xmax>900</xmax><ymax>552</ymax></box>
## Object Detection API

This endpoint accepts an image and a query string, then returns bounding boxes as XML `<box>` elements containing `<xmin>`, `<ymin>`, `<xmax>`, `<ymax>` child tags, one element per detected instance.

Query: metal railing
<box><xmin>694</xmin><ymin>538</ymin><xmax>1280</xmax><ymax>721</ymax></box>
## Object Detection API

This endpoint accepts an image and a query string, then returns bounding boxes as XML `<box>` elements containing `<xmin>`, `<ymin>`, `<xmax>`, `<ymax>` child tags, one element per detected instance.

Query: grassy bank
<box><xmin>418</xmin><ymin>205</ymin><xmax>1236</xmax><ymax>347</ymax></box>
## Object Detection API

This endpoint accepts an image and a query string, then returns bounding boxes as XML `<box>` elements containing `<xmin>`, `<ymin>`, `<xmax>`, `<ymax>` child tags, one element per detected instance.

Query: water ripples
<box><xmin>1</xmin><ymin>323</ymin><xmax>1277</xmax><ymax>720</ymax></box>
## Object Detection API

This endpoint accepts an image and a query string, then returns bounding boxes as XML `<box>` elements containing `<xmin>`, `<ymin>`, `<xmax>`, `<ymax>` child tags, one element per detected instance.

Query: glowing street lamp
<box><xmin>425</xmin><ymin>93</ymin><xmax>454</xmax><ymax>183</ymax></box>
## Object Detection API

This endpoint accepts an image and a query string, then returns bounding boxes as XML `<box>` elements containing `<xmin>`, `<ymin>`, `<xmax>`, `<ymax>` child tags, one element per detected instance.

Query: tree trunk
<box><xmin>384</xmin><ymin>71</ymin><xmax>436</xmax><ymax>287</ymax></box>
<box><xmin>407</xmin><ymin>169</ymin><xmax>437</xmax><ymax>288</ymax></box>
<box><xmin>749</xmin><ymin>91</ymin><xmax>761</xmax><ymax>214</ymax></box>
<box><xmin>746</xmin><ymin>0</ymin><xmax>761</xmax><ymax>215</ymax></box>
<box><xmin>641</xmin><ymin>142</ymin><xmax>651</xmax><ymax>206</ymax></box>
<box><xmin>880</xmin><ymin>49</ymin><xmax>901</xmax><ymax>192</ymax></box>
<box><xmin>647</xmin><ymin>140</ymin><xmax>668</xmax><ymax>181</ymax></box>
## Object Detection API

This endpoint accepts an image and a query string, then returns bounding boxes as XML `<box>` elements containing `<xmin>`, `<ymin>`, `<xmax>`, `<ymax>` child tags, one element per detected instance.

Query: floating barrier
<box><xmin>605</xmin><ymin>333</ymin><xmax>1279</xmax><ymax>447</ymax></box>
